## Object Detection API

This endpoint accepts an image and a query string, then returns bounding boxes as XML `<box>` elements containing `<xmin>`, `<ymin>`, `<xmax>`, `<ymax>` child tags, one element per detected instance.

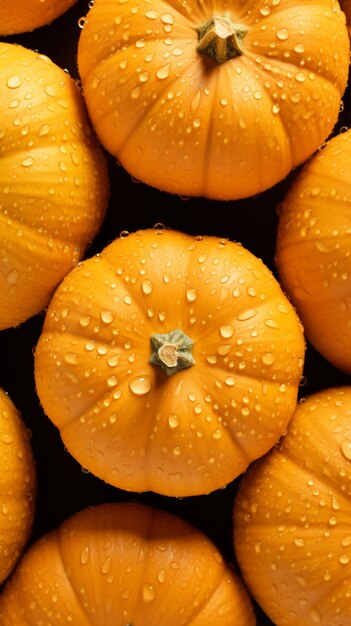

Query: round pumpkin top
<box><xmin>0</xmin><ymin>388</ymin><xmax>36</xmax><ymax>585</ymax></box>
<box><xmin>234</xmin><ymin>386</ymin><xmax>351</xmax><ymax>626</ymax></box>
<box><xmin>0</xmin><ymin>0</ymin><xmax>77</xmax><ymax>35</ymax></box>
<box><xmin>34</xmin><ymin>227</ymin><xmax>305</xmax><ymax>497</ymax></box>
<box><xmin>275</xmin><ymin>128</ymin><xmax>351</xmax><ymax>375</ymax></box>
<box><xmin>0</xmin><ymin>42</ymin><xmax>109</xmax><ymax>330</ymax></box>
<box><xmin>0</xmin><ymin>501</ymin><xmax>256</xmax><ymax>625</ymax></box>
<box><xmin>77</xmin><ymin>0</ymin><xmax>349</xmax><ymax>200</ymax></box>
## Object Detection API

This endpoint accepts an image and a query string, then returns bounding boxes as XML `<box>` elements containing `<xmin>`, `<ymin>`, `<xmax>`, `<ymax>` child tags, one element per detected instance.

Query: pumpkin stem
<box><xmin>196</xmin><ymin>15</ymin><xmax>248</xmax><ymax>64</ymax></box>
<box><xmin>150</xmin><ymin>329</ymin><xmax>195</xmax><ymax>376</ymax></box>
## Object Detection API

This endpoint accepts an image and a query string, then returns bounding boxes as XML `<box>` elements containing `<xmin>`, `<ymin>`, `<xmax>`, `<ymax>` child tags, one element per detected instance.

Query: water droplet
<box><xmin>142</xmin><ymin>279</ymin><xmax>153</xmax><ymax>295</ymax></box>
<box><xmin>157</xmin><ymin>568</ymin><xmax>166</xmax><ymax>583</ymax></box>
<box><xmin>219</xmin><ymin>325</ymin><xmax>234</xmax><ymax>339</ymax></box>
<box><xmin>80</xmin><ymin>545</ymin><xmax>90</xmax><ymax>564</ymax></box>
<box><xmin>107</xmin><ymin>376</ymin><xmax>118</xmax><ymax>388</ymax></box>
<box><xmin>101</xmin><ymin>310</ymin><xmax>114</xmax><ymax>324</ymax></box>
<box><xmin>237</xmin><ymin>308</ymin><xmax>257</xmax><ymax>321</ymax></box>
<box><xmin>341</xmin><ymin>439</ymin><xmax>351</xmax><ymax>460</ymax></box>
<box><xmin>129</xmin><ymin>376</ymin><xmax>151</xmax><ymax>396</ymax></box>
<box><xmin>161</xmin><ymin>12</ymin><xmax>174</xmax><ymax>24</ymax></box>
<box><xmin>168</xmin><ymin>414</ymin><xmax>179</xmax><ymax>429</ymax></box>
<box><xmin>309</xmin><ymin>608</ymin><xmax>322</xmax><ymax>623</ymax></box>
<box><xmin>338</xmin><ymin>553</ymin><xmax>350</xmax><ymax>565</ymax></box>
<box><xmin>146</xmin><ymin>9</ymin><xmax>158</xmax><ymax>19</ymax></box>
<box><xmin>276</xmin><ymin>28</ymin><xmax>289</xmax><ymax>41</ymax></box>
<box><xmin>156</xmin><ymin>64</ymin><xmax>171</xmax><ymax>80</ymax></box>
<box><xmin>0</xmin><ymin>433</ymin><xmax>13</xmax><ymax>444</ymax></box>
<box><xmin>21</xmin><ymin>156</ymin><xmax>34</xmax><ymax>167</ymax></box>
<box><xmin>261</xmin><ymin>353</ymin><xmax>275</xmax><ymax>366</ymax></box>
<box><xmin>78</xmin><ymin>16</ymin><xmax>87</xmax><ymax>29</ymax></box>
<box><xmin>142</xmin><ymin>583</ymin><xmax>156</xmax><ymax>602</ymax></box>
<box><xmin>224</xmin><ymin>376</ymin><xmax>236</xmax><ymax>387</ymax></box>
<box><xmin>44</xmin><ymin>85</ymin><xmax>57</xmax><ymax>97</ymax></box>
<box><xmin>7</xmin><ymin>75</ymin><xmax>22</xmax><ymax>88</ymax></box>
<box><xmin>186</xmin><ymin>288</ymin><xmax>197</xmax><ymax>302</ymax></box>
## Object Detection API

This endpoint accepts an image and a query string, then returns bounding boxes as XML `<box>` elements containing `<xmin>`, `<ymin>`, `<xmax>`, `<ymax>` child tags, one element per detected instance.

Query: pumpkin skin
<box><xmin>0</xmin><ymin>0</ymin><xmax>77</xmax><ymax>36</ymax></box>
<box><xmin>233</xmin><ymin>386</ymin><xmax>351</xmax><ymax>626</ymax></box>
<box><xmin>275</xmin><ymin>129</ymin><xmax>351</xmax><ymax>374</ymax></box>
<box><xmin>0</xmin><ymin>43</ymin><xmax>109</xmax><ymax>330</ymax></box>
<box><xmin>0</xmin><ymin>388</ymin><xmax>36</xmax><ymax>585</ymax></box>
<box><xmin>0</xmin><ymin>501</ymin><xmax>257</xmax><ymax>625</ymax></box>
<box><xmin>77</xmin><ymin>0</ymin><xmax>349</xmax><ymax>201</ymax></box>
<box><xmin>34</xmin><ymin>228</ymin><xmax>305</xmax><ymax>497</ymax></box>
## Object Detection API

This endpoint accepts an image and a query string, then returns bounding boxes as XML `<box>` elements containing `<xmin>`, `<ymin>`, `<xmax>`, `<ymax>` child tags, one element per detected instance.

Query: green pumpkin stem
<box><xmin>150</xmin><ymin>329</ymin><xmax>195</xmax><ymax>376</ymax></box>
<box><xmin>196</xmin><ymin>15</ymin><xmax>248</xmax><ymax>64</ymax></box>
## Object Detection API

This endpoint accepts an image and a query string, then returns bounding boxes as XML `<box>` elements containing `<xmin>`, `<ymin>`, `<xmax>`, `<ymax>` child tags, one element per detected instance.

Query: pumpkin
<box><xmin>34</xmin><ymin>227</ymin><xmax>305</xmax><ymax>497</ymax></box>
<box><xmin>0</xmin><ymin>501</ymin><xmax>256</xmax><ymax>625</ymax></box>
<box><xmin>0</xmin><ymin>0</ymin><xmax>77</xmax><ymax>36</ymax></box>
<box><xmin>0</xmin><ymin>388</ymin><xmax>36</xmax><ymax>585</ymax></box>
<box><xmin>0</xmin><ymin>42</ymin><xmax>109</xmax><ymax>330</ymax></box>
<box><xmin>275</xmin><ymin>129</ymin><xmax>351</xmax><ymax>374</ymax></box>
<box><xmin>233</xmin><ymin>386</ymin><xmax>351</xmax><ymax>626</ymax></box>
<box><xmin>76</xmin><ymin>0</ymin><xmax>350</xmax><ymax>201</ymax></box>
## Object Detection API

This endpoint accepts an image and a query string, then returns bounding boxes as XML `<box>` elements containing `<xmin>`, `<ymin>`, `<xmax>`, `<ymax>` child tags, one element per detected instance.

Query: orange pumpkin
<box><xmin>0</xmin><ymin>388</ymin><xmax>36</xmax><ymax>585</ymax></box>
<box><xmin>34</xmin><ymin>227</ymin><xmax>305</xmax><ymax>497</ymax></box>
<box><xmin>233</xmin><ymin>386</ymin><xmax>351</xmax><ymax>626</ymax></box>
<box><xmin>275</xmin><ymin>129</ymin><xmax>351</xmax><ymax>374</ymax></box>
<box><xmin>77</xmin><ymin>0</ymin><xmax>349</xmax><ymax>201</ymax></box>
<box><xmin>0</xmin><ymin>42</ymin><xmax>109</xmax><ymax>330</ymax></box>
<box><xmin>0</xmin><ymin>501</ymin><xmax>256</xmax><ymax>625</ymax></box>
<box><xmin>0</xmin><ymin>0</ymin><xmax>77</xmax><ymax>35</ymax></box>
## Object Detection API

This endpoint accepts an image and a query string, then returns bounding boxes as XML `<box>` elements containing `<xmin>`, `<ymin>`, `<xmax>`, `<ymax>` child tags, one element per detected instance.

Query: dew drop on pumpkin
<box><xmin>80</xmin><ymin>545</ymin><xmax>90</xmax><ymax>565</ymax></box>
<box><xmin>276</xmin><ymin>28</ymin><xmax>289</xmax><ymax>41</ymax></box>
<box><xmin>186</xmin><ymin>288</ymin><xmax>197</xmax><ymax>302</ymax></box>
<box><xmin>340</xmin><ymin>439</ymin><xmax>351</xmax><ymax>460</ymax></box>
<box><xmin>0</xmin><ymin>433</ymin><xmax>13</xmax><ymax>444</ymax></box>
<box><xmin>6</xmin><ymin>75</ymin><xmax>22</xmax><ymax>88</ymax></box>
<box><xmin>142</xmin><ymin>583</ymin><xmax>156</xmax><ymax>602</ymax></box>
<box><xmin>141</xmin><ymin>279</ymin><xmax>153</xmax><ymax>295</ymax></box>
<box><xmin>21</xmin><ymin>156</ymin><xmax>35</xmax><ymax>167</ymax></box>
<box><xmin>338</xmin><ymin>553</ymin><xmax>350</xmax><ymax>565</ymax></box>
<box><xmin>219</xmin><ymin>325</ymin><xmax>234</xmax><ymax>339</ymax></box>
<box><xmin>168</xmin><ymin>414</ymin><xmax>179</xmax><ymax>429</ymax></box>
<box><xmin>129</xmin><ymin>375</ymin><xmax>151</xmax><ymax>396</ymax></box>
<box><xmin>156</xmin><ymin>64</ymin><xmax>171</xmax><ymax>80</ymax></box>
<box><xmin>261</xmin><ymin>353</ymin><xmax>275</xmax><ymax>366</ymax></box>
<box><xmin>309</xmin><ymin>608</ymin><xmax>322</xmax><ymax>623</ymax></box>
<box><xmin>101</xmin><ymin>310</ymin><xmax>114</xmax><ymax>324</ymax></box>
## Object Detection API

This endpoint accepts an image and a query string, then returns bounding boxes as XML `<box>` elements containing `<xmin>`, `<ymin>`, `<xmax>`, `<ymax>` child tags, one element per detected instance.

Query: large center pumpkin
<box><xmin>34</xmin><ymin>228</ymin><xmax>305</xmax><ymax>497</ymax></box>
<box><xmin>77</xmin><ymin>0</ymin><xmax>349</xmax><ymax>200</ymax></box>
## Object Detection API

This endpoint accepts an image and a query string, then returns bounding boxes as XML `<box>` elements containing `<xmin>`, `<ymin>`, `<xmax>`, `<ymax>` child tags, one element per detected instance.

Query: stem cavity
<box><xmin>150</xmin><ymin>329</ymin><xmax>195</xmax><ymax>376</ymax></box>
<box><xmin>196</xmin><ymin>15</ymin><xmax>248</xmax><ymax>64</ymax></box>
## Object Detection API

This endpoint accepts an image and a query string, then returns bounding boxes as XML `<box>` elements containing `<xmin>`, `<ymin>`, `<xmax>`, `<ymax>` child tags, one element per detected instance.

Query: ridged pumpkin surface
<box><xmin>0</xmin><ymin>389</ymin><xmax>36</xmax><ymax>585</ymax></box>
<box><xmin>0</xmin><ymin>43</ymin><xmax>109</xmax><ymax>330</ymax></box>
<box><xmin>77</xmin><ymin>0</ymin><xmax>349</xmax><ymax>200</ymax></box>
<box><xmin>234</xmin><ymin>386</ymin><xmax>351</xmax><ymax>626</ymax></box>
<box><xmin>34</xmin><ymin>228</ymin><xmax>305</xmax><ymax>497</ymax></box>
<box><xmin>0</xmin><ymin>0</ymin><xmax>77</xmax><ymax>35</ymax></box>
<box><xmin>0</xmin><ymin>502</ymin><xmax>256</xmax><ymax>625</ymax></box>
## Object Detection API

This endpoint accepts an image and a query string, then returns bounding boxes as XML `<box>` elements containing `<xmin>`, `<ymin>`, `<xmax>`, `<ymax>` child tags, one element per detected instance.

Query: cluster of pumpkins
<box><xmin>1</xmin><ymin>1</ymin><xmax>351</xmax><ymax>624</ymax></box>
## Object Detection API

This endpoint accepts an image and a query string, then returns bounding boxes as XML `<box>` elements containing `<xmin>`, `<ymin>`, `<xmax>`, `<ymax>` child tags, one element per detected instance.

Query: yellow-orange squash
<box><xmin>275</xmin><ymin>129</ymin><xmax>351</xmax><ymax>374</ymax></box>
<box><xmin>233</xmin><ymin>386</ymin><xmax>351</xmax><ymax>626</ymax></box>
<box><xmin>0</xmin><ymin>43</ymin><xmax>109</xmax><ymax>330</ymax></box>
<box><xmin>77</xmin><ymin>0</ymin><xmax>350</xmax><ymax>201</ymax></box>
<box><xmin>34</xmin><ymin>228</ymin><xmax>305</xmax><ymax>497</ymax></box>
<box><xmin>0</xmin><ymin>0</ymin><xmax>77</xmax><ymax>36</ymax></box>
<box><xmin>0</xmin><ymin>388</ymin><xmax>36</xmax><ymax>585</ymax></box>
<box><xmin>0</xmin><ymin>501</ymin><xmax>257</xmax><ymax>625</ymax></box>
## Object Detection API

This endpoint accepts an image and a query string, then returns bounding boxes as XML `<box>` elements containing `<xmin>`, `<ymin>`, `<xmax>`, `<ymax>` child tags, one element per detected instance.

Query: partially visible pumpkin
<box><xmin>0</xmin><ymin>0</ymin><xmax>77</xmax><ymax>36</ymax></box>
<box><xmin>0</xmin><ymin>501</ymin><xmax>256</xmax><ymax>625</ymax></box>
<box><xmin>233</xmin><ymin>386</ymin><xmax>351</xmax><ymax>626</ymax></box>
<box><xmin>0</xmin><ymin>388</ymin><xmax>36</xmax><ymax>585</ymax></box>
<box><xmin>0</xmin><ymin>43</ymin><xmax>109</xmax><ymax>330</ymax></box>
<box><xmin>77</xmin><ymin>0</ymin><xmax>349</xmax><ymax>200</ymax></box>
<box><xmin>34</xmin><ymin>227</ymin><xmax>305</xmax><ymax>497</ymax></box>
<box><xmin>275</xmin><ymin>129</ymin><xmax>351</xmax><ymax>374</ymax></box>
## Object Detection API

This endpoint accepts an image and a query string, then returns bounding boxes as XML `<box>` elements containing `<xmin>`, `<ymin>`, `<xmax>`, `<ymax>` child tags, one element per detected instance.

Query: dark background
<box><xmin>1</xmin><ymin>2</ymin><xmax>350</xmax><ymax>623</ymax></box>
